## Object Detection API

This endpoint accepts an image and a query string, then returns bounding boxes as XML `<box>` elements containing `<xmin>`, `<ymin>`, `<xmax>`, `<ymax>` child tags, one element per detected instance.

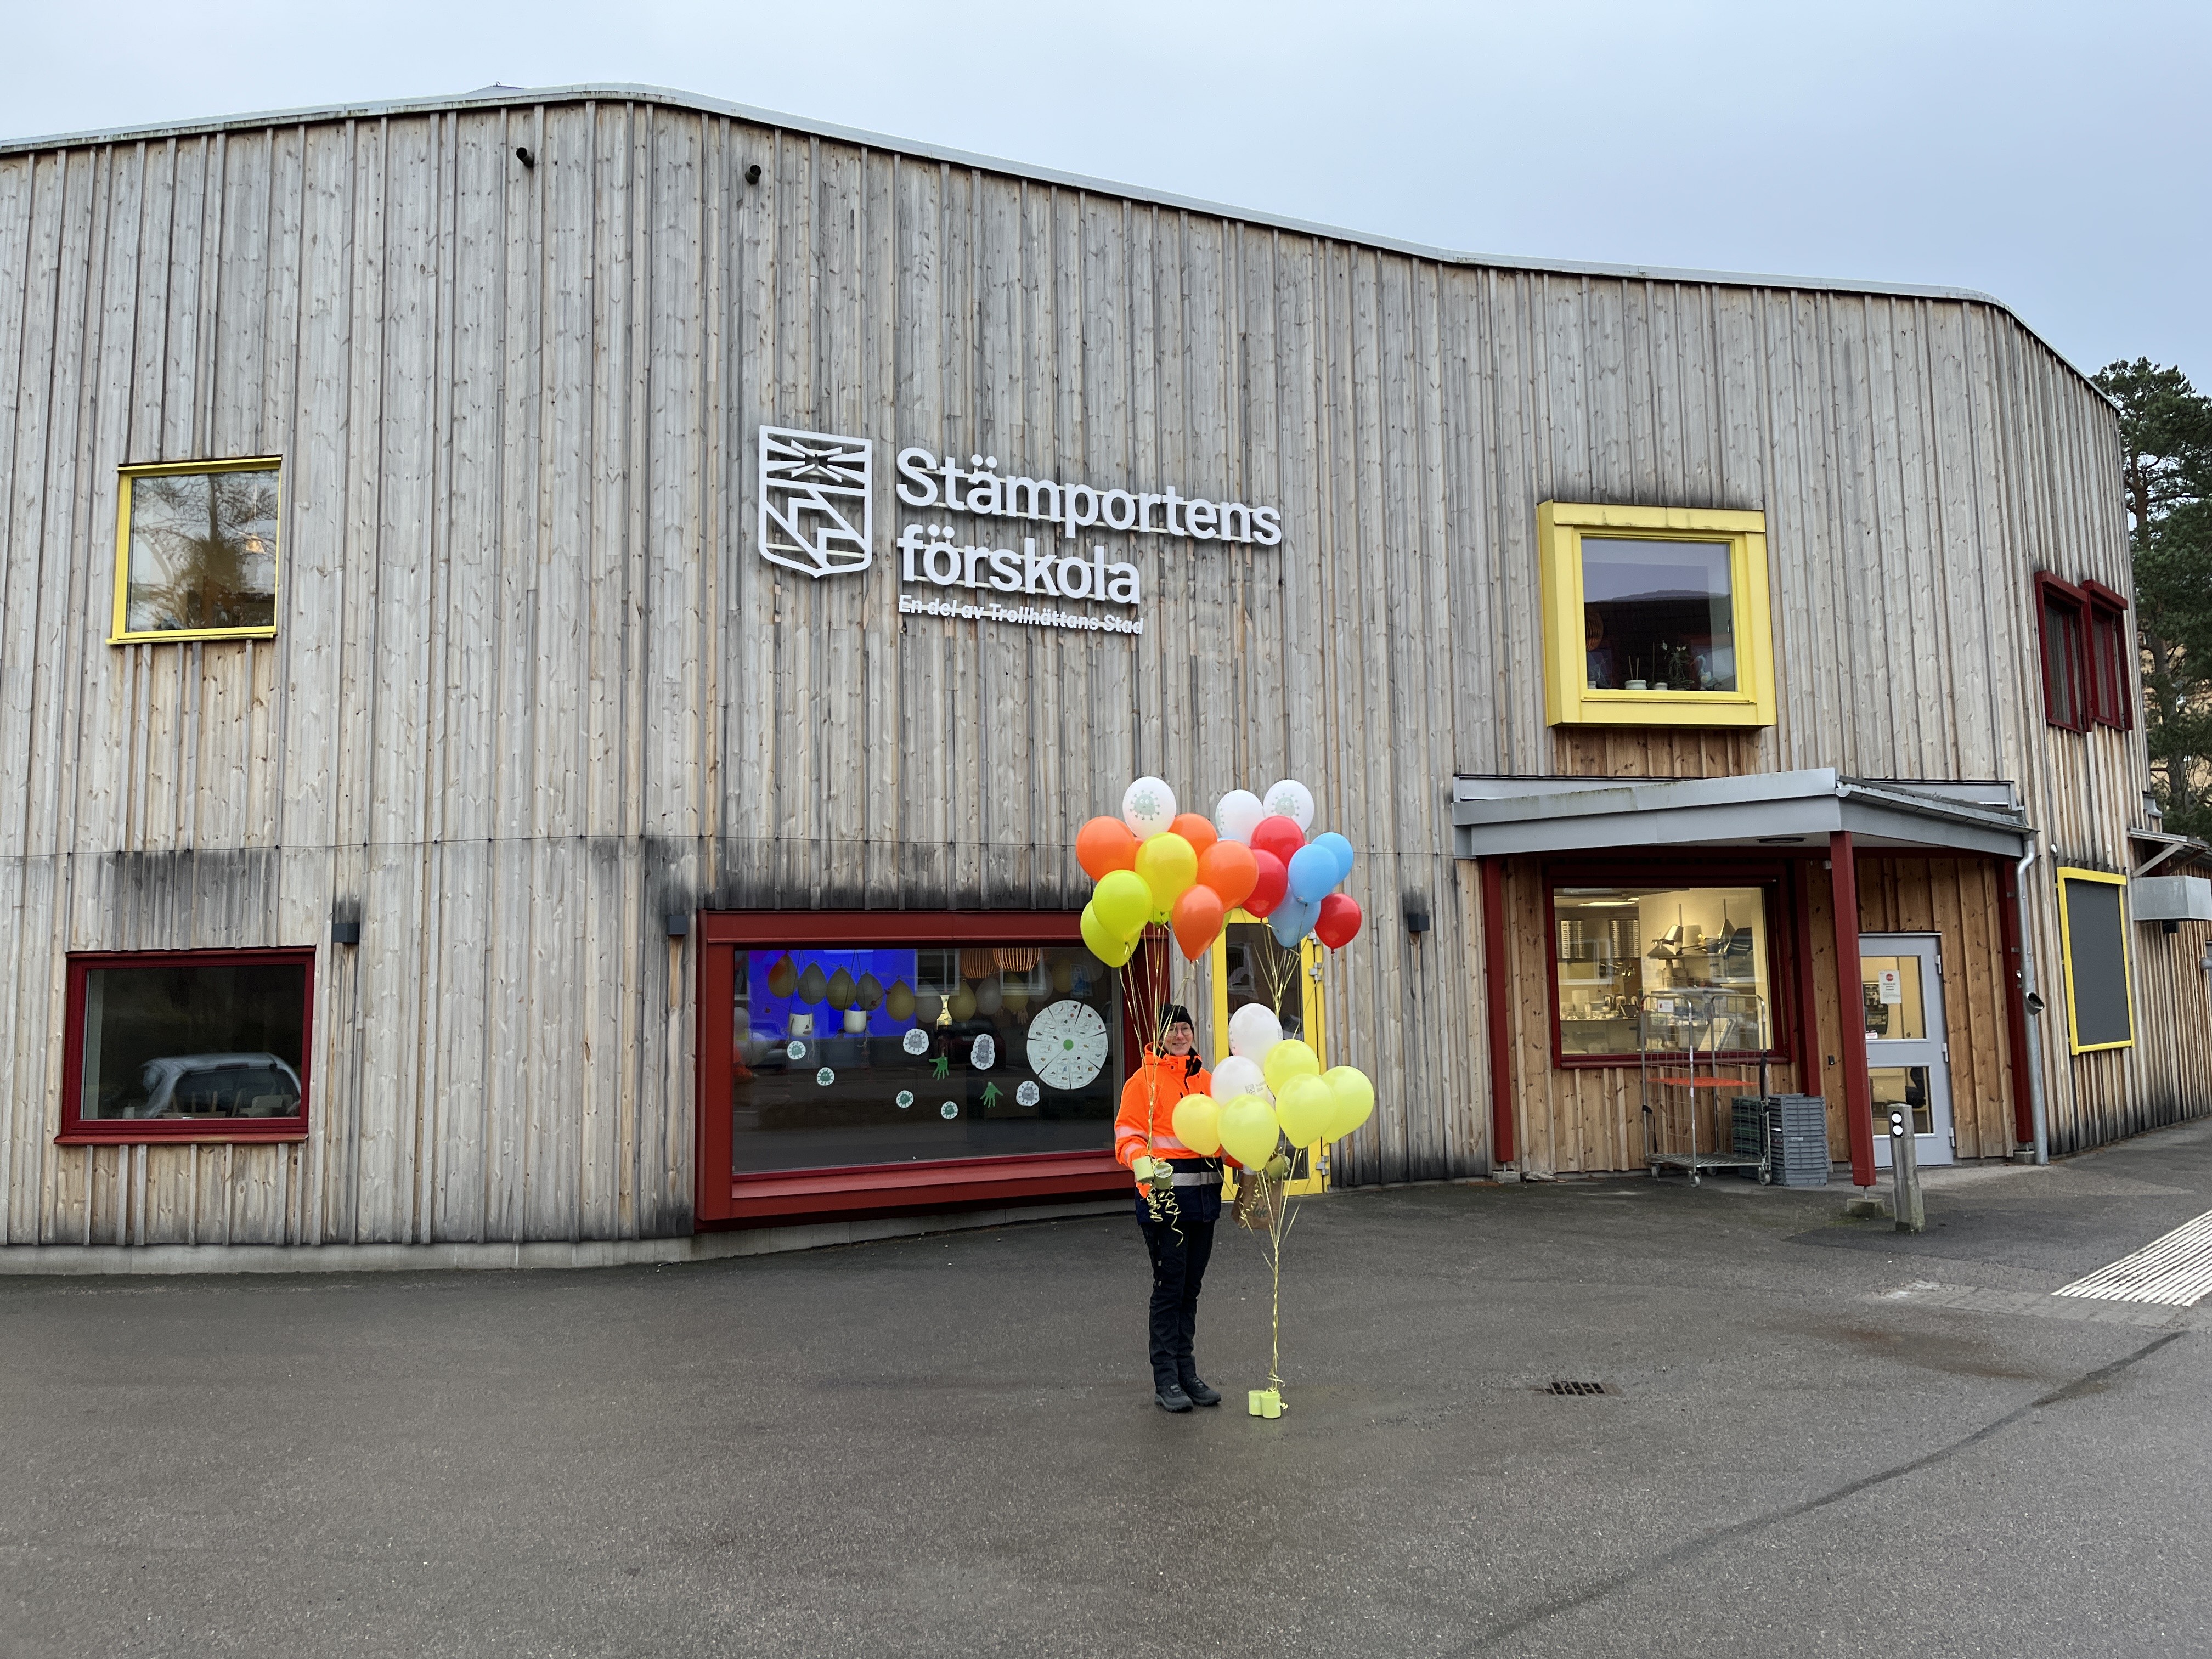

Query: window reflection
<box><xmin>1870</xmin><ymin>1065</ymin><xmax>1933</xmax><ymax>1136</ymax></box>
<box><xmin>731</xmin><ymin>944</ymin><xmax>1120</xmax><ymax>1173</ymax></box>
<box><xmin>1581</xmin><ymin>538</ymin><xmax>1736</xmax><ymax>692</ymax></box>
<box><xmin>79</xmin><ymin>960</ymin><xmax>308</xmax><ymax>1120</ymax></box>
<box><xmin>123</xmin><ymin>468</ymin><xmax>280</xmax><ymax>634</ymax></box>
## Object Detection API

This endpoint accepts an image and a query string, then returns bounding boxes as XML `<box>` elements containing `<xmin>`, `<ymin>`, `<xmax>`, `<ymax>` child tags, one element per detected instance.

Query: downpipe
<box><xmin>2017</xmin><ymin>840</ymin><xmax>2050</xmax><ymax>1166</ymax></box>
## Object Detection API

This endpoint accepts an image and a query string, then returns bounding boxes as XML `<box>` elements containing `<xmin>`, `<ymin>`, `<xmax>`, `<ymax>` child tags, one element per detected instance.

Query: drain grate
<box><xmin>1544</xmin><ymin>1380</ymin><xmax>1608</xmax><ymax>1396</ymax></box>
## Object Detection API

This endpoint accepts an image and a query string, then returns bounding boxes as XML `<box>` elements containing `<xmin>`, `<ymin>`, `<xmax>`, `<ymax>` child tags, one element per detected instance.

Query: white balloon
<box><xmin>1211</xmin><ymin>1054</ymin><xmax>1269</xmax><ymax>1104</ymax></box>
<box><xmin>1214</xmin><ymin>789</ymin><xmax>1266</xmax><ymax>844</ymax></box>
<box><xmin>1261</xmin><ymin>778</ymin><xmax>1316</xmax><ymax>832</ymax></box>
<box><xmin>1121</xmin><ymin>776</ymin><xmax>1178</xmax><ymax>838</ymax></box>
<box><xmin>1228</xmin><ymin>1002</ymin><xmax>1284</xmax><ymax>1059</ymax></box>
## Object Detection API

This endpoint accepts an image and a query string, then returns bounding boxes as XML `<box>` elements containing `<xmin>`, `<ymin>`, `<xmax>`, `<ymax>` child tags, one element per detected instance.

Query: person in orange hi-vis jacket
<box><xmin>1117</xmin><ymin>1002</ymin><xmax>1276</xmax><ymax>1413</ymax></box>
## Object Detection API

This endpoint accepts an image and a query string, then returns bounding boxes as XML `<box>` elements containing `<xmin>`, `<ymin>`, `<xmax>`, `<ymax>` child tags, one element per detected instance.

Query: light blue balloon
<box><xmin>1270</xmin><ymin>895</ymin><xmax>1320</xmax><ymax>949</ymax></box>
<box><xmin>1310</xmin><ymin>832</ymin><xmax>1355</xmax><ymax>885</ymax></box>
<box><xmin>1288</xmin><ymin>844</ymin><xmax>1339</xmax><ymax>904</ymax></box>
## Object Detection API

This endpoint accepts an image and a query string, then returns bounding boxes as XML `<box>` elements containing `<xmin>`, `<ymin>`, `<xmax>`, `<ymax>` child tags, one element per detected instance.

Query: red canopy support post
<box><xmin>1480</xmin><ymin>858</ymin><xmax>1516</xmax><ymax>1171</ymax></box>
<box><xmin>1830</xmin><ymin>831</ymin><xmax>1876</xmax><ymax>1188</ymax></box>
<box><xmin>1995</xmin><ymin>854</ymin><xmax>2038</xmax><ymax>1151</ymax></box>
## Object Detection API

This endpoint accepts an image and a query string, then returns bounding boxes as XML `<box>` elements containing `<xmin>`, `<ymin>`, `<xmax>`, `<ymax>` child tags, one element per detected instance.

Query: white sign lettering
<box><xmin>752</xmin><ymin>426</ymin><xmax>1278</xmax><ymax>636</ymax></box>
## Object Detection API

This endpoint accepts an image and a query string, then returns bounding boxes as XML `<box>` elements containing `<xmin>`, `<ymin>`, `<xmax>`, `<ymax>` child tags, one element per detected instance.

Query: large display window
<box><xmin>1545</xmin><ymin>869</ymin><xmax>1789</xmax><ymax>1064</ymax></box>
<box><xmin>696</xmin><ymin>912</ymin><xmax>1131</xmax><ymax>1223</ymax></box>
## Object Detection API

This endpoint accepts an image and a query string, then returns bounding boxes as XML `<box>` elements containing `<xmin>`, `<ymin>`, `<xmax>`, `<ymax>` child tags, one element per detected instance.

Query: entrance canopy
<box><xmin>1451</xmin><ymin>769</ymin><xmax>2031</xmax><ymax>860</ymax></box>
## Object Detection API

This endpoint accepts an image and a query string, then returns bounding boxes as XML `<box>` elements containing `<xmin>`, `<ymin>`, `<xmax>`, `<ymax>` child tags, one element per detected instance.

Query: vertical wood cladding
<box><xmin>0</xmin><ymin>93</ymin><xmax>2174</xmax><ymax>1244</ymax></box>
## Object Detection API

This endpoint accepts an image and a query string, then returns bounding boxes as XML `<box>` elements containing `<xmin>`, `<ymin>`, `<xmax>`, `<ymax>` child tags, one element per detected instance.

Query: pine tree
<box><xmin>2094</xmin><ymin>360</ymin><xmax>2212</xmax><ymax>839</ymax></box>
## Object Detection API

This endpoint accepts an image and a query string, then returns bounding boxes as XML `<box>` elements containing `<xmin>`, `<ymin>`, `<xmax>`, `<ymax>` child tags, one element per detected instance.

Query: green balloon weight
<box><xmin>1093</xmin><ymin>868</ymin><xmax>1152</xmax><ymax>939</ymax></box>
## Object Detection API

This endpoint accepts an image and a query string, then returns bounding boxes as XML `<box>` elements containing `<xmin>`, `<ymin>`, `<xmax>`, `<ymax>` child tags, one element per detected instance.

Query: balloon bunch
<box><xmin>1161</xmin><ymin>1003</ymin><xmax>1376</xmax><ymax>1171</ymax></box>
<box><xmin>1212</xmin><ymin>781</ymin><xmax>1362</xmax><ymax>954</ymax></box>
<box><xmin>1076</xmin><ymin>775</ymin><xmax>1367</xmax><ymax>968</ymax></box>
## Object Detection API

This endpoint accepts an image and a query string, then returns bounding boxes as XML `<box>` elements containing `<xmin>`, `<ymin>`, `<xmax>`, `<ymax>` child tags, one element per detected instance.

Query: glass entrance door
<box><xmin>1209</xmin><ymin>912</ymin><xmax>1330</xmax><ymax>1195</ymax></box>
<box><xmin>1859</xmin><ymin>934</ymin><xmax>1954</xmax><ymax>1169</ymax></box>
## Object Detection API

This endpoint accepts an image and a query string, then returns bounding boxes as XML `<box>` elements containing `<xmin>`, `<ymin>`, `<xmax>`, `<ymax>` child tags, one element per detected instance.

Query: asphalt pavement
<box><xmin>7</xmin><ymin>1121</ymin><xmax>2212</xmax><ymax>1658</ymax></box>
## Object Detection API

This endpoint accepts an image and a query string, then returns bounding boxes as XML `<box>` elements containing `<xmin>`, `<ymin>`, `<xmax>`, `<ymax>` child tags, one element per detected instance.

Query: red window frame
<box><xmin>1541</xmin><ymin>857</ymin><xmax>1804</xmax><ymax>1069</ymax></box>
<box><xmin>2035</xmin><ymin>573</ymin><xmax>2091</xmax><ymax>732</ymax></box>
<box><xmin>2082</xmin><ymin>579</ymin><xmax>2134</xmax><ymax>730</ymax></box>
<box><xmin>58</xmin><ymin>947</ymin><xmax>316</xmax><ymax>1144</ymax></box>
<box><xmin>693</xmin><ymin>910</ymin><xmax>1128</xmax><ymax>1228</ymax></box>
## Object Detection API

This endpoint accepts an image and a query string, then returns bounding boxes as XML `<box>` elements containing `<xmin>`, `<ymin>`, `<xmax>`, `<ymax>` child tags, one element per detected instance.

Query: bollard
<box><xmin>1888</xmin><ymin>1110</ymin><xmax>1925</xmax><ymax>1233</ymax></box>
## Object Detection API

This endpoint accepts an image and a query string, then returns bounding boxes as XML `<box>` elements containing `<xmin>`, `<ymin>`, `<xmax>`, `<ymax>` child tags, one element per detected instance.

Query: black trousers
<box><xmin>1137</xmin><ymin>1207</ymin><xmax>1217</xmax><ymax>1390</ymax></box>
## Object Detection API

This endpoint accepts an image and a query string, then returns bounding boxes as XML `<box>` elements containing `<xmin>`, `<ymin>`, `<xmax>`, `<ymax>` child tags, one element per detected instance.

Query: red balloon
<box><xmin>1168</xmin><ymin>812</ymin><xmax>1218</xmax><ymax>861</ymax></box>
<box><xmin>1171</xmin><ymin>885</ymin><xmax>1226</xmax><ymax>961</ymax></box>
<box><xmin>1075</xmin><ymin>816</ymin><xmax>1138</xmax><ymax>881</ymax></box>
<box><xmin>1250</xmin><ymin>815</ymin><xmax>1305</xmax><ymax>869</ymax></box>
<box><xmin>1196</xmin><ymin>839</ymin><xmax>1259</xmax><ymax>910</ymax></box>
<box><xmin>1316</xmin><ymin>894</ymin><xmax>1363</xmax><ymax>950</ymax></box>
<box><xmin>1245</xmin><ymin>849</ymin><xmax>1289</xmax><ymax>918</ymax></box>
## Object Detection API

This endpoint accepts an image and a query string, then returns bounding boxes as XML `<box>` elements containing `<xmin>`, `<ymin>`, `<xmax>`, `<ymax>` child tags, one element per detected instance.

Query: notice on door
<box><xmin>1877</xmin><ymin>969</ymin><xmax>1903</xmax><ymax>1006</ymax></box>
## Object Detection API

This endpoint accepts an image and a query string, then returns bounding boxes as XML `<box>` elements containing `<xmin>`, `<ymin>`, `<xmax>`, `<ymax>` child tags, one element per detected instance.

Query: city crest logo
<box><xmin>757</xmin><ymin>426</ymin><xmax>873</xmax><ymax>578</ymax></box>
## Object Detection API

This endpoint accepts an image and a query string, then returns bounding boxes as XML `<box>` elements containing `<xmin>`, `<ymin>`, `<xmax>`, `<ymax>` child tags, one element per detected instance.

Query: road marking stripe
<box><xmin>2055</xmin><ymin>1209</ymin><xmax>2212</xmax><ymax>1306</ymax></box>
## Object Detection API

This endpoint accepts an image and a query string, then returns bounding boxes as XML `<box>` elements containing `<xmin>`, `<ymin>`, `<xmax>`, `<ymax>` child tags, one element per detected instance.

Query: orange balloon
<box><xmin>1075</xmin><ymin>816</ymin><xmax>1139</xmax><ymax>881</ymax></box>
<box><xmin>1195</xmin><ymin>839</ymin><xmax>1259</xmax><ymax>910</ymax></box>
<box><xmin>1169</xmin><ymin>812</ymin><xmax>1218</xmax><ymax>861</ymax></box>
<box><xmin>1171</xmin><ymin>884</ymin><xmax>1227</xmax><ymax>962</ymax></box>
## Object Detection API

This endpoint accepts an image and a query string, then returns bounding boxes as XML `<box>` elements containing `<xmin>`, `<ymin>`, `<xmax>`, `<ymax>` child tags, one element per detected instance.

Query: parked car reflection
<box><xmin>126</xmin><ymin>1053</ymin><xmax>303</xmax><ymax>1119</ymax></box>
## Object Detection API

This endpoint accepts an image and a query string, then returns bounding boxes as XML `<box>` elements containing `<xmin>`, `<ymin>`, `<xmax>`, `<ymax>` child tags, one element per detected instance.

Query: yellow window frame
<box><xmin>1208</xmin><ymin>910</ymin><xmax>1331</xmax><ymax>1197</ymax></box>
<box><xmin>1537</xmin><ymin>501</ymin><xmax>1775</xmax><ymax>728</ymax></box>
<box><xmin>2056</xmin><ymin>866</ymin><xmax>2135</xmax><ymax>1054</ymax></box>
<box><xmin>111</xmin><ymin>456</ymin><xmax>284</xmax><ymax>644</ymax></box>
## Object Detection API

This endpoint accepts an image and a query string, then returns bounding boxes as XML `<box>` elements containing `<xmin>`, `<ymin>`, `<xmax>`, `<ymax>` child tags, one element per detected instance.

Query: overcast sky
<box><xmin>8</xmin><ymin>0</ymin><xmax>2206</xmax><ymax>387</ymax></box>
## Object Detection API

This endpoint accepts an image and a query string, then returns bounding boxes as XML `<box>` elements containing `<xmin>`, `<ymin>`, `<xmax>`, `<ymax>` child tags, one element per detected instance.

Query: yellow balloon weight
<box><xmin>1262</xmin><ymin>1038</ymin><xmax>1322</xmax><ymax>1095</ymax></box>
<box><xmin>1081</xmin><ymin>901</ymin><xmax>1136</xmax><ymax>968</ymax></box>
<box><xmin>1093</xmin><ymin>868</ymin><xmax>1152</xmax><ymax>939</ymax></box>
<box><xmin>1217</xmin><ymin>1093</ymin><xmax>1282</xmax><ymax>1169</ymax></box>
<box><xmin>1132</xmin><ymin>831</ymin><xmax>1198</xmax><ymax>916</ymax></box>
<box><xmin>1322</xmin><ymin>1065</ymin><xmax>1376</xmax><ymax>1139</ymax></box>
<box><xmin>1275</xmin><ymin>1074</ymin><xmax>1335</xmax><ymax>1146</ymax></box>
<box><xmin>1171</xmin><ymin>1094</ymin><xmax>1223</xmax><ymax>1156</ymax></box>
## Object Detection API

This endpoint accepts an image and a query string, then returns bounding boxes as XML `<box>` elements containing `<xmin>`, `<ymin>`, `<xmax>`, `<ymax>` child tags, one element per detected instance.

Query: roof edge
<box><xmin>0</xmin><ymin>81</ymin><xmax>2112</xmax><ymax>400</ymax></box>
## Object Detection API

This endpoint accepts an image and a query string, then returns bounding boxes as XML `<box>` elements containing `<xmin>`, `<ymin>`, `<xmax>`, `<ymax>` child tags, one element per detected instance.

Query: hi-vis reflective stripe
<box><xmin>1171</xmin><ymin>1170</ymin><xmax>1222</xmax><ymax>1187</ymax></box>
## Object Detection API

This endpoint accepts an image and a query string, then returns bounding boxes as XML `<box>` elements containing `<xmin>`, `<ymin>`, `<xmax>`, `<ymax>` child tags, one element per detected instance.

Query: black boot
<box><xmin>1154</xmin><ymin>1382</ymin><xmax>1194</xmax><ymax>1413</ymax></box>
<box><xmin>1180</xmin><ymin>1375</ymin><xmax>1222</xmax><ymax>1407</ymax></box>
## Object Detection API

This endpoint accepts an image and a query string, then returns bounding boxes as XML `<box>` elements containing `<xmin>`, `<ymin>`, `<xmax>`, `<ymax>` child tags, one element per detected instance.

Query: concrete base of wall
<box><xmin>0</xmin><ymin>1199</ymin><xmax>1127</xmax><ymax>1277</ymax></box>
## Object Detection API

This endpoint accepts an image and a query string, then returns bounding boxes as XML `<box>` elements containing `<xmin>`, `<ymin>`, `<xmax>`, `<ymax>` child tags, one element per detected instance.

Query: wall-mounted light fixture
<box><xmin>1404</xmin><ymin>902</ymin><xmax>1431</xmax><ymax>936</ymax></box>
<box><xmin>665</xmin><ymin>913</ymin><xmax>691</xmax><ymax>940</ymax></box>
<box><xmin>331</xmin><ymin>917</ymin><xmax>361</xmax><ymax>946</ymax></box>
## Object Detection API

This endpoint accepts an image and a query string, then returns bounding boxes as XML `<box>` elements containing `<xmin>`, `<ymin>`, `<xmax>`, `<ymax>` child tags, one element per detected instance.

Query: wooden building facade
<box><xmin>0</xmin><ymin>83</ymin><xmax>2203</xmax><ymax>1261</ymax></box>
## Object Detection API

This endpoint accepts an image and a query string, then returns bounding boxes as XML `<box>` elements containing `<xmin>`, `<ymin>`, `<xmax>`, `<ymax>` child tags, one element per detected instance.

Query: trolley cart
<box><xmin>1639</xmin><ymin>988</ymin><xmax>1771</xmax><ymax>1186</ymax></box>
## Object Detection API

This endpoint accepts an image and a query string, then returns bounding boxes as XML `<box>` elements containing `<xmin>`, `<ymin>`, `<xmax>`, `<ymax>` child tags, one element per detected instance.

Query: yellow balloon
<box><xmin>1081</xmin><ymin>902</ymin><xmax>1136</xmax><ymax>968</ymax></box>
<box><xmin>1322</xmin><ymin>1065</ymin><xmax>1376</xmax><ymax>1139</ymax></box>
<box><xmin>1217</xmin><ymin>1093</ymin><xmax>1281</xmax><ymax>1168</ymax></box>
<box><xmin>885</xmin><ymin>980</ymin><xmax>916</xmax><ymax>1022</ymax></box>
<box><xmin>1171</xmin><ymin>1095</ymin><xmax>1223</xmax><ymax>1156</ymax></box>
<box><xmin>947</xmin><ymin>985</ymin><xmax>977</xmax><ymax>1021</ymax></box>
<box><xmin>1275</xmin><ymin>1074</ymin><xmax>1335</xmax><ymax>1146</ymax></box>
<box><xmin>1262</xmin><ymin>1038</ymin><xmax>1322</xmax><ymax>1095</ymax></box>
<box><xmin>1093</xmin><ymin>868</ymin><xmax>1152</xmax><ymax>938</ymax></box>
<box><xmin>1133</xmin><ymin>832</ymin><xmax>1198</xmax><ymax>916</ymax></box>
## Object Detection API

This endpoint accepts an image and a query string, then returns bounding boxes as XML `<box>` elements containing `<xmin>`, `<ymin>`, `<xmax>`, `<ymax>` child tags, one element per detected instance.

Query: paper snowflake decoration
<box><xmin>971</xmin><ymin>1035</ymin><xmax>997</xmax><ymax>1070</ymax></box>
